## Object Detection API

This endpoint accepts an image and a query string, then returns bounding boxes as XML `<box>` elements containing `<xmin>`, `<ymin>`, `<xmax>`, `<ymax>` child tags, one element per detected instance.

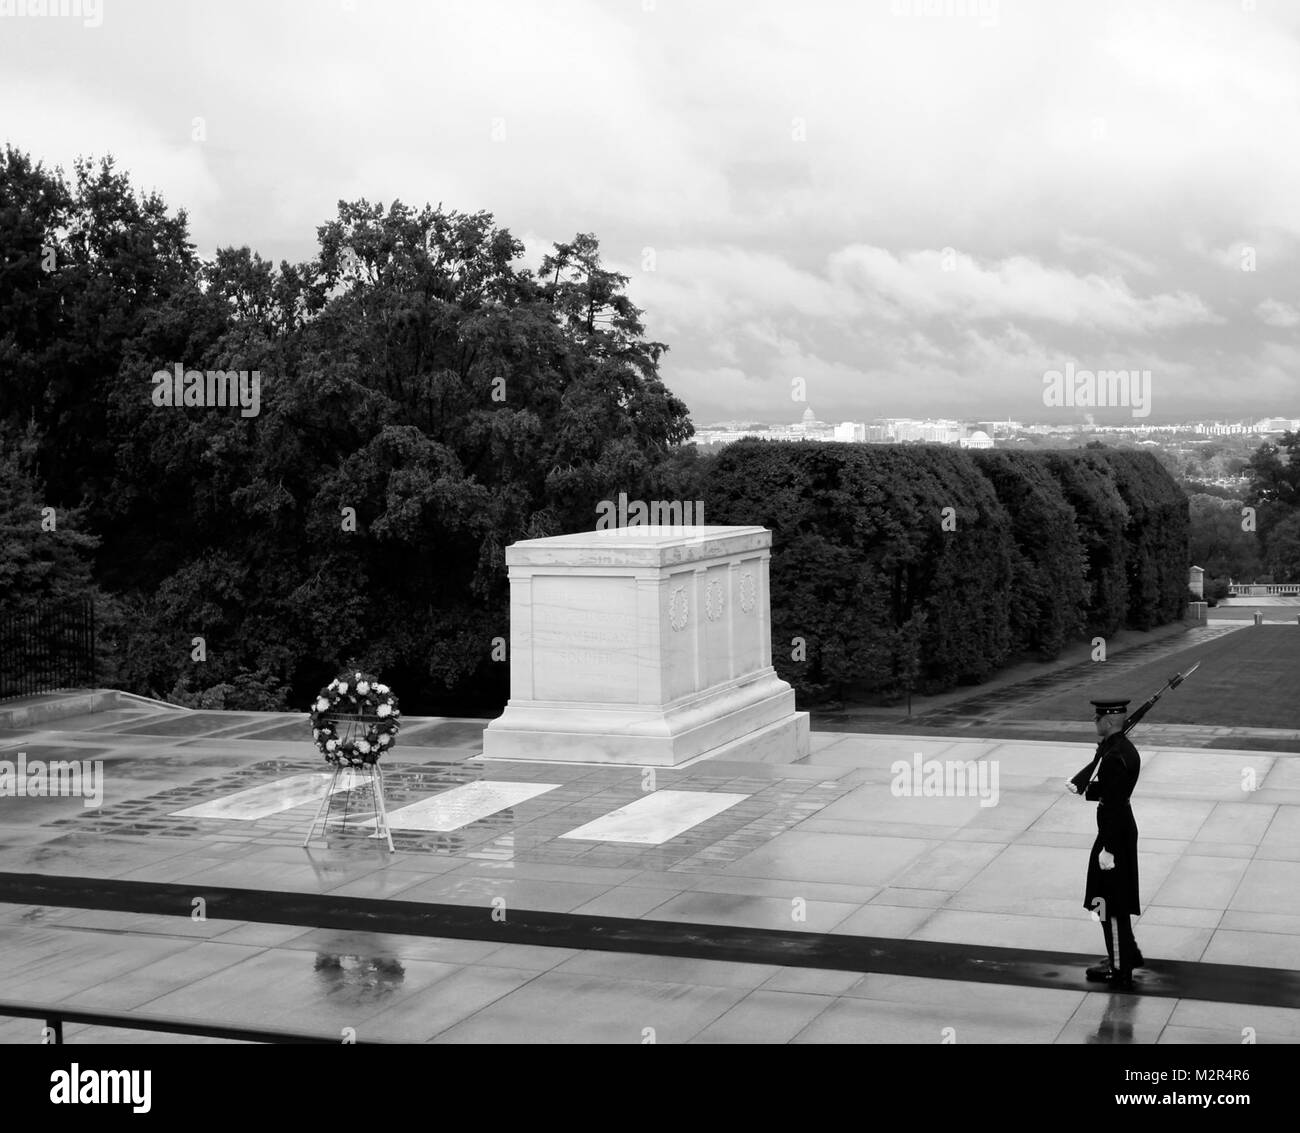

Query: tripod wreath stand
<box><xmin>304</xmin><ymin>673</ymin><xmax>401</xmax><ymax>854</ymax></box>
<box><xmin>302</xmin><ymin>713</ymin><xmax>395</xmax><ymax>853</ymax></box>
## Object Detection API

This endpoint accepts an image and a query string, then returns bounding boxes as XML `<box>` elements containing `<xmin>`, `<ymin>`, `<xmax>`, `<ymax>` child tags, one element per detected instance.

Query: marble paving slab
<box><xmin>369</xmin><ymin>781</ymin><xmax>561</xmax><ymax>832</ymax></box>
<box><xmin>168</xmin><ymin>773</ymin><xmax>339</xmax><ymax>820</ymax></box>
<box><xmin>560</xmin><ymin>790</ymin><xmax>749</xmax><ymax>844</ymax></box>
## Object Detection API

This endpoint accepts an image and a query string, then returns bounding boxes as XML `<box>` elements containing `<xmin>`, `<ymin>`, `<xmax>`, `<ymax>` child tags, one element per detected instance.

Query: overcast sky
<box><xmin>3</xmin><ymin>0</ymin><xmax>1298</xmax><ymax>425</ymax></box>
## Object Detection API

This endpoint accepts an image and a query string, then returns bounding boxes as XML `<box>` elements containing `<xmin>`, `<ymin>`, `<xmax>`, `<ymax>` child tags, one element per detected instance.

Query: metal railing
<box><xmin>0</xmin><ymin>598</ymin><xmax>96</xmax><ymax>701</ymax></box>
<box><xmin>0</xmin><ymin>1000</ymin><xmax>378</xmax><ymax>1044</ymax></box>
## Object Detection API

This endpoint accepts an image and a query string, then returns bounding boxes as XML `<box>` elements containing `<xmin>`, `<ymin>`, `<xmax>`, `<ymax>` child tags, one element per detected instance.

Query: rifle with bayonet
<box><xmin>1069</xmin><ymin>661</ymin><xmax>1202</xmax><ymax>795</ymax></box>
<box><xmin>1120</xmin><ymin>661</ymin><xmax>1201</xmax><ymax>737</ymax></box>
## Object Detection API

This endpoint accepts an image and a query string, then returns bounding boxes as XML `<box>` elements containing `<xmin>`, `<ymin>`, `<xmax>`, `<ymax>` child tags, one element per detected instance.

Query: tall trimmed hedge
<box><xmin>970</xmin><ymin>449</ymin><xmax>1087</xmax><ymax>659</ymax></box>
<box><xmin>703</xmin><ymin>440</ymin><xmax>1014</xmax><ymax>700</ymax></box>
<box><xmin>697</xmin><ymin>441</ymin><xmax>896</xmax><ymax>701</ymax></box>
<box><xmin>1036</xmin><ymin>450</ymin><xmax>1131</xmax><ymax>637</ymax></box>
<box><xmin>699</xmin><ymin>440</ymin><xmax>1188</xmax><ymax>704</ymax></box>
<box><xmin>1094</xmin><ymin>449</ymin><xmax>1190</xmax><ymax>629</ymax></box>
<box><xmin>902</xmin><ymin>445</ymin><xmax>1015</xmax><ymax>689</ymax></box>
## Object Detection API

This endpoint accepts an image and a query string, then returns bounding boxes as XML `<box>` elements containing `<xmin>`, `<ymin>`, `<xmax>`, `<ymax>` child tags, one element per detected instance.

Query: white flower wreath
<box><xmin>308</xmin><ymin>670</ymin><xmax>401</xmax><ymax>766</ymax></box>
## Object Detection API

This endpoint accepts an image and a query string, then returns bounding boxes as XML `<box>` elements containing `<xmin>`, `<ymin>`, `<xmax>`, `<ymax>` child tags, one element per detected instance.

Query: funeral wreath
<box><xmin>309</xmin><ymin>672</ymin><xmax>400</xmax><ymax>766</ymax></box>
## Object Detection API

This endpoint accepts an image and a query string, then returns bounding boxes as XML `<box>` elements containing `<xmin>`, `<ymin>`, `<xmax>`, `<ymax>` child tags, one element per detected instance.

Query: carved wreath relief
<box><xmin>669</xmin><ymin>585</ymin><xmax>689</xmax><ymax>631</ymax></box>
<box><xmin>705</xmin><ymin>580</ymin><xmax>725</xmax><ymax>622</ymax></box>
<box><xmin>739</xmin><ymin>570</ymin><xmax>756</xmax><ymax>614</ymax></box>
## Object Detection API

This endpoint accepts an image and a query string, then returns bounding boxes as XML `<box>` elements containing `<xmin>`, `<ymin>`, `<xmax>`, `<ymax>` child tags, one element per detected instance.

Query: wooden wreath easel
<box><xmin>303</xmin><ymin>711</ymin><xmax>395</xmax><ymax>853</ymax></box>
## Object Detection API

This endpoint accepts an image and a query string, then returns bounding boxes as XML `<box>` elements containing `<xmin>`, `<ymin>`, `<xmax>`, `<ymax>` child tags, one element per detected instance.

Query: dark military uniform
<box><xmin>1076</xmin><ymin>731</ymin><xmax>1141</xmax><ymax>916</ymax></box>
<box><xmin>1070</xmin><ymin>700</ymin><xmax>1143</xmax><ymax>985</ymax></box>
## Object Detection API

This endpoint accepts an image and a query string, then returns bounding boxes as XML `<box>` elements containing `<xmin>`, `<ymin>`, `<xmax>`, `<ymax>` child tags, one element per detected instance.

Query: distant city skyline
<box><xmin>693</xmin><ymin>408</ymin><xmax>1300</xmax><ymax>431</ymax></box>
<box><xmin>688</xmin><ymin>406</ymin><xmax>1300</xmax><ymax>457</ymax></box>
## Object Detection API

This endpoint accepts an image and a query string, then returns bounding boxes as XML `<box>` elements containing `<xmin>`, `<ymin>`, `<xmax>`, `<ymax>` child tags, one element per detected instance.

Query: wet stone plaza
<box><xmin>0</xmin><ymin>691</ymin><xmax>1298</xmax><ymax>1044</ymax></box>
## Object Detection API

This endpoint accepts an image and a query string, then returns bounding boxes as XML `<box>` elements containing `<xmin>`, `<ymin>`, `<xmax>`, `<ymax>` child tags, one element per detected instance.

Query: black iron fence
<box><xmin>0</xmin><ymin>599</ymin><xmax>96</xmax><ymax>701</ymax></box>
<box><xmin>0</xmin><ymin>1000</ymin><xmax>371</xmax><ymax>1043</ymax></box>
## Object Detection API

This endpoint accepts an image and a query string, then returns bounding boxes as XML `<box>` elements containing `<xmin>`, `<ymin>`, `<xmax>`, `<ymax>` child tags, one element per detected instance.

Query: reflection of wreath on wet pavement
<box><xmin>314</xmin><ymin>953</ymin><xmax>405</xmax><ymax>992</ymax></box>
<box><xmin>309</xmin><ymin>672</ymin><xmax>400</xmax><ymax>766</ymax></box>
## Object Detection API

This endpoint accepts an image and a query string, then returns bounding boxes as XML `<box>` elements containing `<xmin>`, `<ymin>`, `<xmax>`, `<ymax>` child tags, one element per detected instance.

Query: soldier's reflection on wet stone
<box><xmin>314</xmin><ymin>953</ymin><xmax>406</xmax><ymax>997</ymax></box>
<box><xmin>1086</xmin><ymin>996</ymin><xmax>1137</xmax><ymax>1044</ymax></box>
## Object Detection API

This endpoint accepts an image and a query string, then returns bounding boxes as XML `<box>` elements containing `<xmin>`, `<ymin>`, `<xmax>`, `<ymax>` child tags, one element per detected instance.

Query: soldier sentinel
<box><xmin>1067</xmin><ymin>699</ymin><xmax>1145</xmax><ymax>989</ymax></box>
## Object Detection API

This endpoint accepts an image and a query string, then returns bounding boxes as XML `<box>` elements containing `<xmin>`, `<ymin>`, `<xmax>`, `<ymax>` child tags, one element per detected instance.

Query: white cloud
<box><xmin>1256</xmin><ymin>299</ymin><xmax>1300</xmax><ymax>329</ymax></box>
<box><xmin>0</xmin><ymin>0</ymin><xmax>1297</xmax><ymax>421</ymax></box>
<box><xmin>829</xmin><ymin>246</ymin><xmax>1220</xmax><ymax>332</ymax></box>
<box><xmin>1056</xmin><ymin>233</ymin><xmax>1159</xmax><ymax>277</ymax></box>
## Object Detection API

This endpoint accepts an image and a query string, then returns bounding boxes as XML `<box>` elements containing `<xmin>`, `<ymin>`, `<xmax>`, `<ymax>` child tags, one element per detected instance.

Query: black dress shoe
<box><xmin>1085</xmin><ymin>960</ymin><xmax>1114</xmax><ymax>982</ymax></box>
<box><xmin>1105</xmin><ymin>969</ymin><xmax>1135</xmax><ymax>990</ymax></box>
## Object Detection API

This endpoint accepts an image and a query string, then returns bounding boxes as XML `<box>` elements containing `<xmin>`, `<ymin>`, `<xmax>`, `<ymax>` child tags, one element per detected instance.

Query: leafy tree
<box><xmin>1262</xmin><ymin>511</ymin><xmax>1300</xmax><ymax>581</ymax></box>
<box><xmin>3</xmin><ymin>151</ymin><xmax>694</xmax><ymax>711</ymax></box>
<box><xmin>0</xmin><ymin>422</ymin><xmax>104</xmax><ymax>694</ymax></box>
<box><xmin>1204</xmin><ymin>576</ymin><xmax>1231</xmax><ymax>605</ymax></box>
<box><xmin>0</xmin><ymin>424</ymin><xmax>99</xmax><ymax>618</ymax></box>
<box><xmin>0</xmin><ymin>148</ymin><xmax>198</xmax><ymax>517</ymax></box>
<box><xmin>1185</xmin><ymin>481</ymin><xmax>1245</xmax><ymax>501</ymax></box>
<box><xmin>1188</xmin><ymin>494</ymin><xmax>1261</xmax><ymax>580</ymax></box>
<box><xmin>1245</xmin><ymin>431</ymin><xmax>1300</xmax><ymax>546</ymax></box>
<box><xmin>273</xmin><ymin>202</ymin><xmax>692</xmax><ymax>706</ymax></box>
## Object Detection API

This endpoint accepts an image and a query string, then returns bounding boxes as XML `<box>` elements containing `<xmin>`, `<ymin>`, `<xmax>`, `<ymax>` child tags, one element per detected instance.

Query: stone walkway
<box><xmin>0</xmin><ymin>696</ymin><xmax>1297</xmax><ymax>1043</ymax></box>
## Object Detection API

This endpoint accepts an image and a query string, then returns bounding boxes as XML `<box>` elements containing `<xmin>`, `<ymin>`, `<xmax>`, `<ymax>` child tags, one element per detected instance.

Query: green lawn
<box><xmin>1009</xmin><ymin>625</ymin><xmax>1300</xmax><ymax>730</ymax></box>
<box><xmin>1206</xmin><ymin>607</ymin><xmax>1300</xmax><ymax>624</ymax></box>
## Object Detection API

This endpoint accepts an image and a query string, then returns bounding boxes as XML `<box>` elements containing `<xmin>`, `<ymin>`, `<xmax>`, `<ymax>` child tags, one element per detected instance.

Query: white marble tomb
<box><xmin>480</xmin><ymin>525</ymin><xmax>810</xmax><ymax>766</ymax></box>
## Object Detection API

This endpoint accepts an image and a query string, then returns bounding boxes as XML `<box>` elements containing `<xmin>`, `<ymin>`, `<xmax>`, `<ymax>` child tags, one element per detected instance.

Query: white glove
<box><xmin>1098</xmin><ymin>849</ymin><xmax>1115</xmax><ymax>871</ymax></box>
<box><xmin>1066</xmin><ymin>781</ymin><xmax>1079</xmax><ymax>794</ymax></box>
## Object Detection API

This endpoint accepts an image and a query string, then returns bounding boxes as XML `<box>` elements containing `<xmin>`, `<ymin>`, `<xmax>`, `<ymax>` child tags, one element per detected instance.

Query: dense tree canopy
<box><xmin>1093</xmin><ymin>448</ymin><xmax>1189</xmax><ymax>630</ymax></box>
<box><xmin>0</xmin><ymin>147</ymin><xmax>691</xmax><ymax>711</ymax></box>
<box><xmin>971</xmin><ymin>449</ymin><xmax>1087</xmax><ymax>658</ymax></box>
<box><xmin>1244</xmin><ymin>431</ymin><xmax>1300</xmax><ymax>581</ymax></box>
<box><xmin>1188</xmin><ymin>494</ymin><xmax>1261</xmax><ymax>582</ymax></box>
<box><xmin>0</xmin><ymin>424</ymin><xmax>99</xmax><ymax>618</ymax></box>
<box><xmin>0</xmin><ymin>144</ymin><xmax>1230</xmax><ymax>713</ymax></box>
<box><xmin>698</xmin><ymin>440</ymin><xmax>1187</xmax><ymax>703</ymax></box>
<box><xmin>1037</xmin><ymin>450</ymin><xmax>1131</xmax><ymax>637</ymax></box>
